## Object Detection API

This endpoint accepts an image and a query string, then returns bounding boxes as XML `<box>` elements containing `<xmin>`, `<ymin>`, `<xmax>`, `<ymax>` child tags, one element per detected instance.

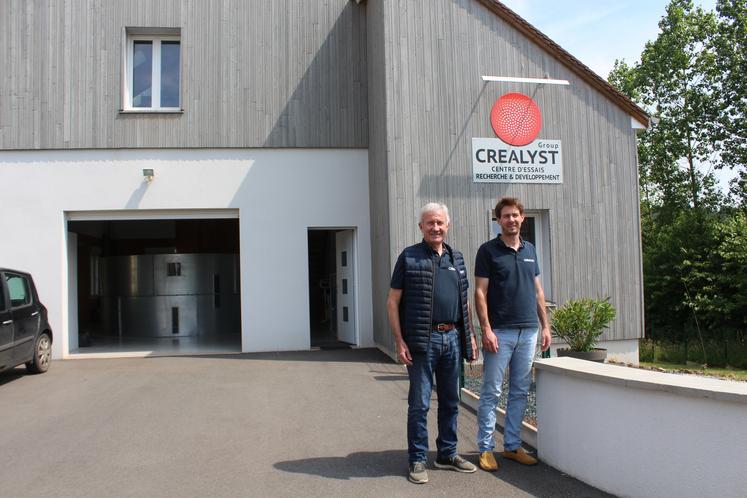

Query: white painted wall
<box><xmin>0</xmin><ymin>149</ymin><xmax>373</xmax><ymax>358</ymax></box>
<box><xmin>536</xmin><ymin>357</ymin><xmax>747</xmax><ymax>498</ymax></box>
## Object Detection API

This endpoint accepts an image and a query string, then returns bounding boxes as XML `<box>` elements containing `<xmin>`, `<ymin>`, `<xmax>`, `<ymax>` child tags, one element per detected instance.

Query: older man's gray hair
<box><xmin>419</xmin><ymin>202</ymin><xmax>450</xmax><ymax>225</ymax></box>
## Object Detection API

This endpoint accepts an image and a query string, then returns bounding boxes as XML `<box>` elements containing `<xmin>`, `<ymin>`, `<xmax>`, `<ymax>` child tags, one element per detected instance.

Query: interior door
<box><xmin>0</xmin><ymin>276</ymin><xmax>14</xmax><ymax>369</ymax></box>
<box><xmin>335</xmin><ymin>230</ymin><xmax>356</xmax><ymax>345</ymax></box>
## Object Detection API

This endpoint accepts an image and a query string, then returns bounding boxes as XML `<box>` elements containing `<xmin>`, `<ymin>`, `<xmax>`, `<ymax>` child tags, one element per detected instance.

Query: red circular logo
<box><xmin>490</xmin><ymin>93</ymin><xmax>542</xmax><ymax>146</ymax></box>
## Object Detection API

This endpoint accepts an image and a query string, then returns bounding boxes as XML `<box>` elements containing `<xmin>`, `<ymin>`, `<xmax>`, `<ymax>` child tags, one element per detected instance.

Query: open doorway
<box><xmin>307</xmin><ymin>229</ymin><xmax>357</xmax><ymax>349</ymax></box>
<box><xmin>68</xmin><ymin>217</ymin><xmax>241</xmax><ymax>355</ymax></box>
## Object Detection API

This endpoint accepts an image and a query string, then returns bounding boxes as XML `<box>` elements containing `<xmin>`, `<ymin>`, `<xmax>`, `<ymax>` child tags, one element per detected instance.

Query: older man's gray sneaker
<box><xmin>408</xmin><ymin>461</ymin><xmax>429</xmax><ymax>484</ymax></box>
<box><xmin>434</xmin><ymin>455</ymin><xmax>477</xmax><ymax>473</ymax></box>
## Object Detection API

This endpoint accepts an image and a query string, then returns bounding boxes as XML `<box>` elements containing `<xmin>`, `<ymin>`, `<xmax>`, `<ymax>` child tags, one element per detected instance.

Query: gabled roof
<box><xmin>477</xmin><ymin>0</ymin><xmax>649</xmax><ymax>127</ymax></box>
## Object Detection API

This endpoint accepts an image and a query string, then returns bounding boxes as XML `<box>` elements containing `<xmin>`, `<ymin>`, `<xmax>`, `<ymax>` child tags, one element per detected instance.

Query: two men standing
<box><xmin>388</xmin><ymin>198</ymin><xmax>550</xmax><ymax>483</ymax></box>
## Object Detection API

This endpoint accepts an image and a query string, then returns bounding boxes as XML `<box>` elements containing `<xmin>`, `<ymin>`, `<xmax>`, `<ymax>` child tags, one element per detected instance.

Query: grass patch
<box><xmin>639</xmin><ymin>338</ymin><xmax>747</xmax><ymax>369</ymax></box>
<box><xmin>638</xmin><ymin>361</ymin><xmax>747</xmax><ymax>381</ymax></box>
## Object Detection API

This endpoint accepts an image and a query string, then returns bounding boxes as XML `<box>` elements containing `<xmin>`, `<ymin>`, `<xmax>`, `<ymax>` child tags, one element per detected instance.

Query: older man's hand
<box><xmin>396</xmin><ymin>340</ymin><xmax>413</xmax><ymax>366</ymax></box>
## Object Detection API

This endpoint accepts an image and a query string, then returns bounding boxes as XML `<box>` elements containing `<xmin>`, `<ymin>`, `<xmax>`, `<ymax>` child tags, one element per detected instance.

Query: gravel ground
<box><xmin>463</xmin><ymin>359</ymin><xmax>539</xmax><ymax>427</ymax></box>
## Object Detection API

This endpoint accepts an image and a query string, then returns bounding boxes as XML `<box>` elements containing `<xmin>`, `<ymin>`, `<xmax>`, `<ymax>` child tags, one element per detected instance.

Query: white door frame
<box><xmin>66</xmin><ymin>209</ymin><xmax>239</xmax><ymax>221</ymax></box>
<box><xmin>307</xmin><ymin>226</ymin><xmax>359</xmax><ymax>347</ymax></box>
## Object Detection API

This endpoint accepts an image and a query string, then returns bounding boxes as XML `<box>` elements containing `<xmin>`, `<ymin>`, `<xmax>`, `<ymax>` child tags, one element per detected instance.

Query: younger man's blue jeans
<box><xmin>477</xmin><ymin>327</ymin><xmax>538</xmax><ymax>452</ymax></box>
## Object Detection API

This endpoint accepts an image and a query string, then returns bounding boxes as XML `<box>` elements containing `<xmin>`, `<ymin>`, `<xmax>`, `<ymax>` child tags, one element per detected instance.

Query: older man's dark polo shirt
<box><xmin>390</xmin><ymin>248</ymin><xmax>461</xmax><ymax>325</ymax></box>
<box><xmin>474</xmin><ymin>237</ymin><xmax>540</xmax><ymax>329</ymax></box>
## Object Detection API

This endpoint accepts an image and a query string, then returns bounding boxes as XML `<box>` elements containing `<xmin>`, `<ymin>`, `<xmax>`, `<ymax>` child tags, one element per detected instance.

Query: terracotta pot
<box><xmin>556</xmin><ymin>348</ymin><xmax>607</xmax><ymax>363</ymax></box>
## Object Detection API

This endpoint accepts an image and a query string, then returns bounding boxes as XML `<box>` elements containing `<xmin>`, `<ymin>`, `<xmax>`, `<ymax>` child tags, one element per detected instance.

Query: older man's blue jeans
<box><xmin>477</xmin><ymin>327</ymin><xmax>538</xmax><ymax>452</ymax></box>
<box><xmin>406</xmin><ymin>329</ymin><xmax>461</xmax><ymax>464</ymax></box>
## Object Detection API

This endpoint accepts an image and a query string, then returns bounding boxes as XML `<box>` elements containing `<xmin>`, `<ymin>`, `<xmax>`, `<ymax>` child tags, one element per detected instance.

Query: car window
<box><xmin>6</xmin><ymin>274</ymin><xmax>32</xmax><ymax>308</ymax></box>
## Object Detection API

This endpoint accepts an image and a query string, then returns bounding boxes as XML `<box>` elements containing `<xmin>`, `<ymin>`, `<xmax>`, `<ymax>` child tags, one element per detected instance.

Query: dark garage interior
<box><xmin>68</xmin><ymin>218</ymin><xmax>241</xmax><ymax>355</ymax></box>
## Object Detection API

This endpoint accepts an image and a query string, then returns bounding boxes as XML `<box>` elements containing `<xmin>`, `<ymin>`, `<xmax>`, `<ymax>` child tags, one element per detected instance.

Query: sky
<box><xmin>501</xmin><ymin>0</ymin><xmax>718</xmax><ymax>79</ymax></box>
<box><xmin>500</xmin><ymin>0</ymin><xmax>733</xmax><ymax>191</ymax></box>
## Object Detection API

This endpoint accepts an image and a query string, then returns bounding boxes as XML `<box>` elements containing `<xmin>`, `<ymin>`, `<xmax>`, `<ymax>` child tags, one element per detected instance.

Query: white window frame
<box><xmin>489</xmin><ymin>209</ymin><xmax>553</xmax><ymax>301</ymax></box>
<box><xmin>122</xmin><ymin>30</ymin><xmax>181</xmax><ymax>112</ymax></box>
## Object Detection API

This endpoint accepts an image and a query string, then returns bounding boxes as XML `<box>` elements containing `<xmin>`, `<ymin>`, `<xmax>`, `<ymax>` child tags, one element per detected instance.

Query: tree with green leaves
<box><xmin>636</xmin><ymin>0</ymin><xmax>720</xmax><ymax>214</ymax></box>
<box><xmin>608</xmin><ymin>0</ymin><xmax>747</xmax><ymax>346</ymax></box>
<box><xmin>712</xmin><ymin>0</ymin><xmax>747</xmax><ymax>208</ymax></box>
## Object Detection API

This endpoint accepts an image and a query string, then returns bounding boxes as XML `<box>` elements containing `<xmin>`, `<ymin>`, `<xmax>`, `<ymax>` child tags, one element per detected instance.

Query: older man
<box><xmin>387</xmin><ymin>202</ymin><xmax>478</xmax><ymax>484</ymax></box>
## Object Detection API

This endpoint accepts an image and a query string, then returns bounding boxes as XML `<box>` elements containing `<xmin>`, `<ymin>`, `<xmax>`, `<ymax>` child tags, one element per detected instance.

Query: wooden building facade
<box><xmin>0</xmin><ymin>0</ymin><xmax>646</xmax><ymax>362</ymax></box>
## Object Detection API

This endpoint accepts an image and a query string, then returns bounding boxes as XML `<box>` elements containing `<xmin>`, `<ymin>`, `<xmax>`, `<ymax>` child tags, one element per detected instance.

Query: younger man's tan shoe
<box><xmin>479</xmin><ymin>451</ymin><xmax>499</xmax><ymax>471</ymax></box>
<box><xmin>501</xmin><ymin>448</ymin><xmax>538</xmax><ymax>466</ymax></box>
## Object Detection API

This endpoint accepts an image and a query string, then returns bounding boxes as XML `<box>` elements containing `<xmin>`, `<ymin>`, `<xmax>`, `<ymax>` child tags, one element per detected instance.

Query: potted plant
<box><xmin>550</xmin><ymin>297</ymin><xmax>616</xmax><ymax>362</ymax></box>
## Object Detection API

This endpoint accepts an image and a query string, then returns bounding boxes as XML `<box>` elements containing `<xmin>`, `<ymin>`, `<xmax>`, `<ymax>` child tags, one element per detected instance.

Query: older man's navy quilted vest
<box><xmin>398</xmin><ymin>241</ymin><xmax>474</xmax><ymax>361</ymax></box>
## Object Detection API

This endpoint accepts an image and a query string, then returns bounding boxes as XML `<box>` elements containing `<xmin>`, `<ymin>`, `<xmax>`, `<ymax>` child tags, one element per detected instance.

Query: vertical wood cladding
<box><xmin>373</xmin><ymin>0</ymin><xmax>643</xmax><ymax>346</ymax></box>
<box><xmin>366</xmin><ymin>0</ymin><xmax>395</xmax><ymax>355</ymax></box>
<box><xmin>0</xmin><ymin>0</ymin><xmax>367</xmax><ymax>149</ymax></box>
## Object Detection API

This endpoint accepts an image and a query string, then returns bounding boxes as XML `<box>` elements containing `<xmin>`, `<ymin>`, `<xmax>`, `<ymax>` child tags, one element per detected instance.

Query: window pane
<box><xmin>520</xmin><ymin>217</ymin><xmax>536</xmax><ymax>245</ymax></box>
<box><xmin>132</xmin><ymin>41</ymin><xmax>153</xmax><ymax>107</ymax></box>
<box><xmin>161</xmin><ymin>41</ymin><xmax>180</xmax><ymax>107</ymax></box>
<box><xmin>491</xmin><ymin>215</ymin><xmax>536</xmax><ymax>245</ymax></box>
<box><xmin>6</xmin><ymin>275</ymin><xmax>30</xmax><ymax>307</ymax></box>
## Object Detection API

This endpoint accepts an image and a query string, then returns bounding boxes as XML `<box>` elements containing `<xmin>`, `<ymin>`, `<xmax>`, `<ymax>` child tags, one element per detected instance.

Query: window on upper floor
<box><xmin>123</xmin><ymin>28</ymin><xmax>181</xmax><ymax>111</ymax></box>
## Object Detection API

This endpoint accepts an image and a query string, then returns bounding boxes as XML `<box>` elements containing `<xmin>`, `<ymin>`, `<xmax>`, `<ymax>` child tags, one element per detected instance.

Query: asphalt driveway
<box><xmin>0</xmin><ymin>349</ymin><xmax>609</xmax><ymax>497</ymax></box>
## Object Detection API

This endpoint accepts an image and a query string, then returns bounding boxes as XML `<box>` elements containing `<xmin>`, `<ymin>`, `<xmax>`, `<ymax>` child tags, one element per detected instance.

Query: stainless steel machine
<box><xmin>99</xmin><ymin>254</ymin><xmax>240</xmax><ymax>338</ymax></box>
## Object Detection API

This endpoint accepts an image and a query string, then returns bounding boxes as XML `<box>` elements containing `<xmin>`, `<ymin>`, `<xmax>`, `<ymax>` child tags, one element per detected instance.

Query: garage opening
<box><xmin>307</xmin><ymin>229</ymin><xmax>357</xmax><ymax>349</ymax></box>
<box><xmin>68</xmin><ymin>218</ymin><xmax>240</xmax><ymax>355</ymax></box>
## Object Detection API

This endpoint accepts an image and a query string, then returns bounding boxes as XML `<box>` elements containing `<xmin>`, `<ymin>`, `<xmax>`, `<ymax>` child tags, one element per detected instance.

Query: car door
<box><xmin>0</xmin><ymin>274</ymin><xmax>14</xmax><ymax>369</ymax></box>
<box><xmin>5</xmin><ymin>272</ymin><xmax>38</xmax><ymax>365</ymax></box>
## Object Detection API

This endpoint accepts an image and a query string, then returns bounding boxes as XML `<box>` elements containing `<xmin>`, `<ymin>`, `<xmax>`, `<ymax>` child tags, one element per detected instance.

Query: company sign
<box><xmin>472</xmin><ymin>92</ymin><xmax>563</xmax><ymax>184</ymax></box>
<box><xmin>472</xmin><ymin>138</ymin><xmax>562</xmax><ymax>183</ymax></box>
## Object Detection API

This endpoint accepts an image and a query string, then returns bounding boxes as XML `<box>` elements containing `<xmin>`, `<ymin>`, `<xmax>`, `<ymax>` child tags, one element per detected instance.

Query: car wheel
<box><xmin>25</xmin><ymin>332</ymin><xmax>52</xmax><ymax>374</ymax></box>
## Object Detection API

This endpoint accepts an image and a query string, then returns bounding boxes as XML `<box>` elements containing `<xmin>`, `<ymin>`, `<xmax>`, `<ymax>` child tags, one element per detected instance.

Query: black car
<box><xmin>0</xmin><ymin>268</ymin><xmax>53</xmax><ymax>374</ymax></box>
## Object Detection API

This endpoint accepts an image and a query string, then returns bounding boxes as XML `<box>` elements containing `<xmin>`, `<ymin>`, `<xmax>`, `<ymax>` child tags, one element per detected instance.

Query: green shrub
<box><xmin>551</xmin><ymin>298</ymin><xmax>617</xmax><ymax>352</ymax></box>
<box><xmin>729</xmin><ymin>341</ymin><xmax>747</xmax><ymax>369</ymax></box>
<box><xmin>639</xmin><ymin>339</ymin><xmax>655</xmax><ymax>362</ymax></box>
<box><xmin>655</xmin><ymin>341</ymin><xmax>688</xmax><ymax>364</ymax></box>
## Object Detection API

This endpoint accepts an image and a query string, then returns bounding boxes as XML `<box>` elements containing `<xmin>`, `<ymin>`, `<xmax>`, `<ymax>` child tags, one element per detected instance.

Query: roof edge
<box><xmin>477</xmin><ymin>0</ymin><xmax>649</xmax><ymax>127</ymax></box>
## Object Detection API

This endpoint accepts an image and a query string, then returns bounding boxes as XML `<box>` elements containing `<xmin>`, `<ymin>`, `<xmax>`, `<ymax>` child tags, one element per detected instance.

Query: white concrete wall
<box><xmin>536</xmin><ymin>357</ymin><xmax>747</xmax><ymax>498</ymax></box>
<box><xmin>548</xmin><ymin>338</ymin><xmax>640</xmax><ymax>366</ymax></box>
<box><xmin>0</xmin><ymin>149</ymin><xmax>373</xmax><ymax>358</ymax></box>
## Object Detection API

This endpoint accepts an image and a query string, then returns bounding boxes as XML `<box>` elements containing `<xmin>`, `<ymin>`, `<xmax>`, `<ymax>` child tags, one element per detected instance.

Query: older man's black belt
<box><xmin>433</xmin><ymin>322</ymin><xmax>457</xmax><ymax>332</ymax></box>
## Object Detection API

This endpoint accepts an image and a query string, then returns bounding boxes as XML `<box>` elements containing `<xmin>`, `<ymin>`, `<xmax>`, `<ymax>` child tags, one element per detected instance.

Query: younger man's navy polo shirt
<box><xmin>474</xmin><ymin>237</ymin><xmax>540</xmax><ymax>329</ymax></box>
